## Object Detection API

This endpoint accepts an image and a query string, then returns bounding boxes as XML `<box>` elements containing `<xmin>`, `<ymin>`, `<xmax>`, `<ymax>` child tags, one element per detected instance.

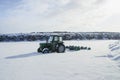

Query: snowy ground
<box><xmin>0</xmin><ymin>40</ymin><xmax>120</xmax><ymax>80</ymax></box>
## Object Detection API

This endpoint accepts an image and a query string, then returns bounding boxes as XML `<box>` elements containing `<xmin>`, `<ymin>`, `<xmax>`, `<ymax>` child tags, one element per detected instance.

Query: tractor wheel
<box><xmin>57</xmin><ymin>44</ymin><xmax>65</xmax><ymax>53</ymax></box>
<box><xmin>37</xmin><ymin>48</ymin><xmax>42</xmax><ymax>53</ymax></box>
<box><xmin>42</xmin><ymin>48</ymin><xmax>49</xmax><ymax>53</ymax></box>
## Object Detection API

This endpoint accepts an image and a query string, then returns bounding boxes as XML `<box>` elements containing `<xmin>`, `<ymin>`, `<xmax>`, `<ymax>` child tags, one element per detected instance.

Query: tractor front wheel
<box><xmin>57</xmin><ymin>44</ymin><xmax>65</xmax><ymax>53</ymax></box>
<box><xmin>37</xmin><ymin>48</ymin><xmax>42</xmax><ymax>53</ymax></box>
<box><xmin>42</xmin><ymin>48</ymin><xmax>49</xmax><ymax>53</ymax></box>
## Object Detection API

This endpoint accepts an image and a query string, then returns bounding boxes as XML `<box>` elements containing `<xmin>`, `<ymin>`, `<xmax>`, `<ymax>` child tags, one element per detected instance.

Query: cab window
<box><xmin>54</xmin><ymin>36</ymin><xmax>59</xmax><ymax>41</ymax></box>
<box><xmin>59</xmin><ymin>37</ymin><xmax>62</xmax><ymax>42</ymax></box>
<box><xmin>48</xmin><ymin>36</ymin><xmax>53</xmax><ymax>43</ymax></box>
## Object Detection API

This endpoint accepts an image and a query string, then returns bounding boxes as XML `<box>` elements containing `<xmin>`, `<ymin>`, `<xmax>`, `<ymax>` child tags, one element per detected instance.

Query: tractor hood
<box><xmin>39</xmin><ymin>43</ymin><xmax>51</xmax><ymax>49</ymax></box>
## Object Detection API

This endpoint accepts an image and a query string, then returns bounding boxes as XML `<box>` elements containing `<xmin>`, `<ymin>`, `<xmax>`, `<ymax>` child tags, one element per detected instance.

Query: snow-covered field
<box><xmin>0</xmin><ymin>40</ymin><xmax>120</xmax><ymax>80</ymax></box>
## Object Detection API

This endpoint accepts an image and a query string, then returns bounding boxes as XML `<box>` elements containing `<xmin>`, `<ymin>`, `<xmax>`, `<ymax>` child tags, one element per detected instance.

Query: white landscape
<box><xmin>0</xmin><ymin>40</ymin><xmax>120</xmax><ymax>80</ymax></box>
<box><xmin>0</xmin><ymin>0</ymin><xmax>120</xmax><ymax>80</ymax></box>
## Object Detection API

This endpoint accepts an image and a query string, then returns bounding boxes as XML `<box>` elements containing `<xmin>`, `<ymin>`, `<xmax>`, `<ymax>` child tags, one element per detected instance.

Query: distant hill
<box><xmin>0</xmin><ymin>32</ymin><xmax>120</xmax><ymax>42</ymax></box>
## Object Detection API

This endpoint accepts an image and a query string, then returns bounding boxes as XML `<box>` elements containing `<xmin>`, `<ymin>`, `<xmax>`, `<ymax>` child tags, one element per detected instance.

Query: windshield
<box><xmin>54</xmin><ymin>36</ymin><xmax>59</xmax><ymax>41</ymax></box>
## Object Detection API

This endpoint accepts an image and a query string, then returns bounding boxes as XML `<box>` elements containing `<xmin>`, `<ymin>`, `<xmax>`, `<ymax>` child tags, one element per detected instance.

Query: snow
<box><xmin>108</xmin><ymin>40</ymin><xmax>120</xmax><ymax>67</ymax></box>
<box><xmin>0</xmin><ymin>40</ymin><xmax>120</xmax><ymax>80</ymax></box>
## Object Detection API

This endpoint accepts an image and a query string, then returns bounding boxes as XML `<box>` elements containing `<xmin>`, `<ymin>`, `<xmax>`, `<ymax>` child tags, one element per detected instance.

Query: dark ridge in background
<box><xmin>0</xmin><ymin>32</ymin><xmax>120</xmax><ymax>42</ymax></box>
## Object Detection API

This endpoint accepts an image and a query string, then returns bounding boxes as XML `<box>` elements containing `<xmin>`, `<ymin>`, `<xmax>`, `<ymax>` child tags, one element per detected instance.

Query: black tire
<box><xmin>57</xmin><ymin>44</ymin><xmax>65</xmax><ymax>53</ymax></box>
<box><xmin>37</xmin><ymin>48</ymin><xmax>42</xmax><ymax>53</ymax></box>
<box><xmin>88</xmin><ymin>47</ymin><xmax>91</xmax><ymax>50</ymax></box>
<box><xmin>42</xmin><ymin>48</ymin><xmax>49</xmax><ymax>53</ymax></box>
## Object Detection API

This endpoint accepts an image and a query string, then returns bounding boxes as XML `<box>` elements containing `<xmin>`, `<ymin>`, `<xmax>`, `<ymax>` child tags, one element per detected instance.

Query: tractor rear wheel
<box><xmin>57</xmin><ymin>44</ymin><xmax>65</xmax><ymax>53</ymax></box>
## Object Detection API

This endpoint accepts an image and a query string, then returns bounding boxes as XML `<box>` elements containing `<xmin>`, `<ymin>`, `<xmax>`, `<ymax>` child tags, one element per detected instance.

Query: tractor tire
<box><xmin>42</xmin><ymin>48</ymin><xmax>49</xmax><ymax>53</ymax></box>
<box><xmin>37</xmin><ymin>48</ymin><xmax>42</xmax><ymax>53</ymax></box>
<box><xmin>57</xmin><ymin>44</ymin><xmax>65</xmax><ymax>53</ymax></box>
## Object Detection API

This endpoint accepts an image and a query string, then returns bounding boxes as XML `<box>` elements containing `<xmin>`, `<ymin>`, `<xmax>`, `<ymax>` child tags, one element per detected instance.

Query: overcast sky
<box><xmin>0</xmin><ymin>0</ymin><xmax>120</xmax><ymax>33</ymax></box>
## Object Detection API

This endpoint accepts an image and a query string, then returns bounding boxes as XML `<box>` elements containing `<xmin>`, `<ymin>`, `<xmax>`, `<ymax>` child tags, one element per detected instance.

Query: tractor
<box><xmin>37</xmin><ymin>35</ymin><xmax>65</xmax><ymax>53</ymax></box>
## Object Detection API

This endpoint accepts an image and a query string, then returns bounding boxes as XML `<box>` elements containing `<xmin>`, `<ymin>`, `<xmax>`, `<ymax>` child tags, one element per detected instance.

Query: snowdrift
<box><xmin>109</xmin><ymin>40</ymin><xmax>120</xmax><ymax>62</ymax></box>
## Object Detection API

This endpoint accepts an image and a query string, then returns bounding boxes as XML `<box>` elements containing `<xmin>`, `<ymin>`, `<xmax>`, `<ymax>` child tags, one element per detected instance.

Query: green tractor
<box><xmin>37</xmin><ymin>35</ymin><xmax>66</xmax><ymax>53</ymax></box>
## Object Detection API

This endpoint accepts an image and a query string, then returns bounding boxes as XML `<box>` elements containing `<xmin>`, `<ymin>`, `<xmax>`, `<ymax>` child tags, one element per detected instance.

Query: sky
<box><xmin>0</xmin><ymin>0</ymin><xmax>120</xmax><ymax>33</ymax></box>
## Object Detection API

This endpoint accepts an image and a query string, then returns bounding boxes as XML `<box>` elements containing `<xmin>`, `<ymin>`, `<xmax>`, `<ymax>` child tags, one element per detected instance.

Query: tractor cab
<box><xmin>48</xmin><ymin>35</ymin><xmax>63</xmax><ymax>43</ymax></box>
